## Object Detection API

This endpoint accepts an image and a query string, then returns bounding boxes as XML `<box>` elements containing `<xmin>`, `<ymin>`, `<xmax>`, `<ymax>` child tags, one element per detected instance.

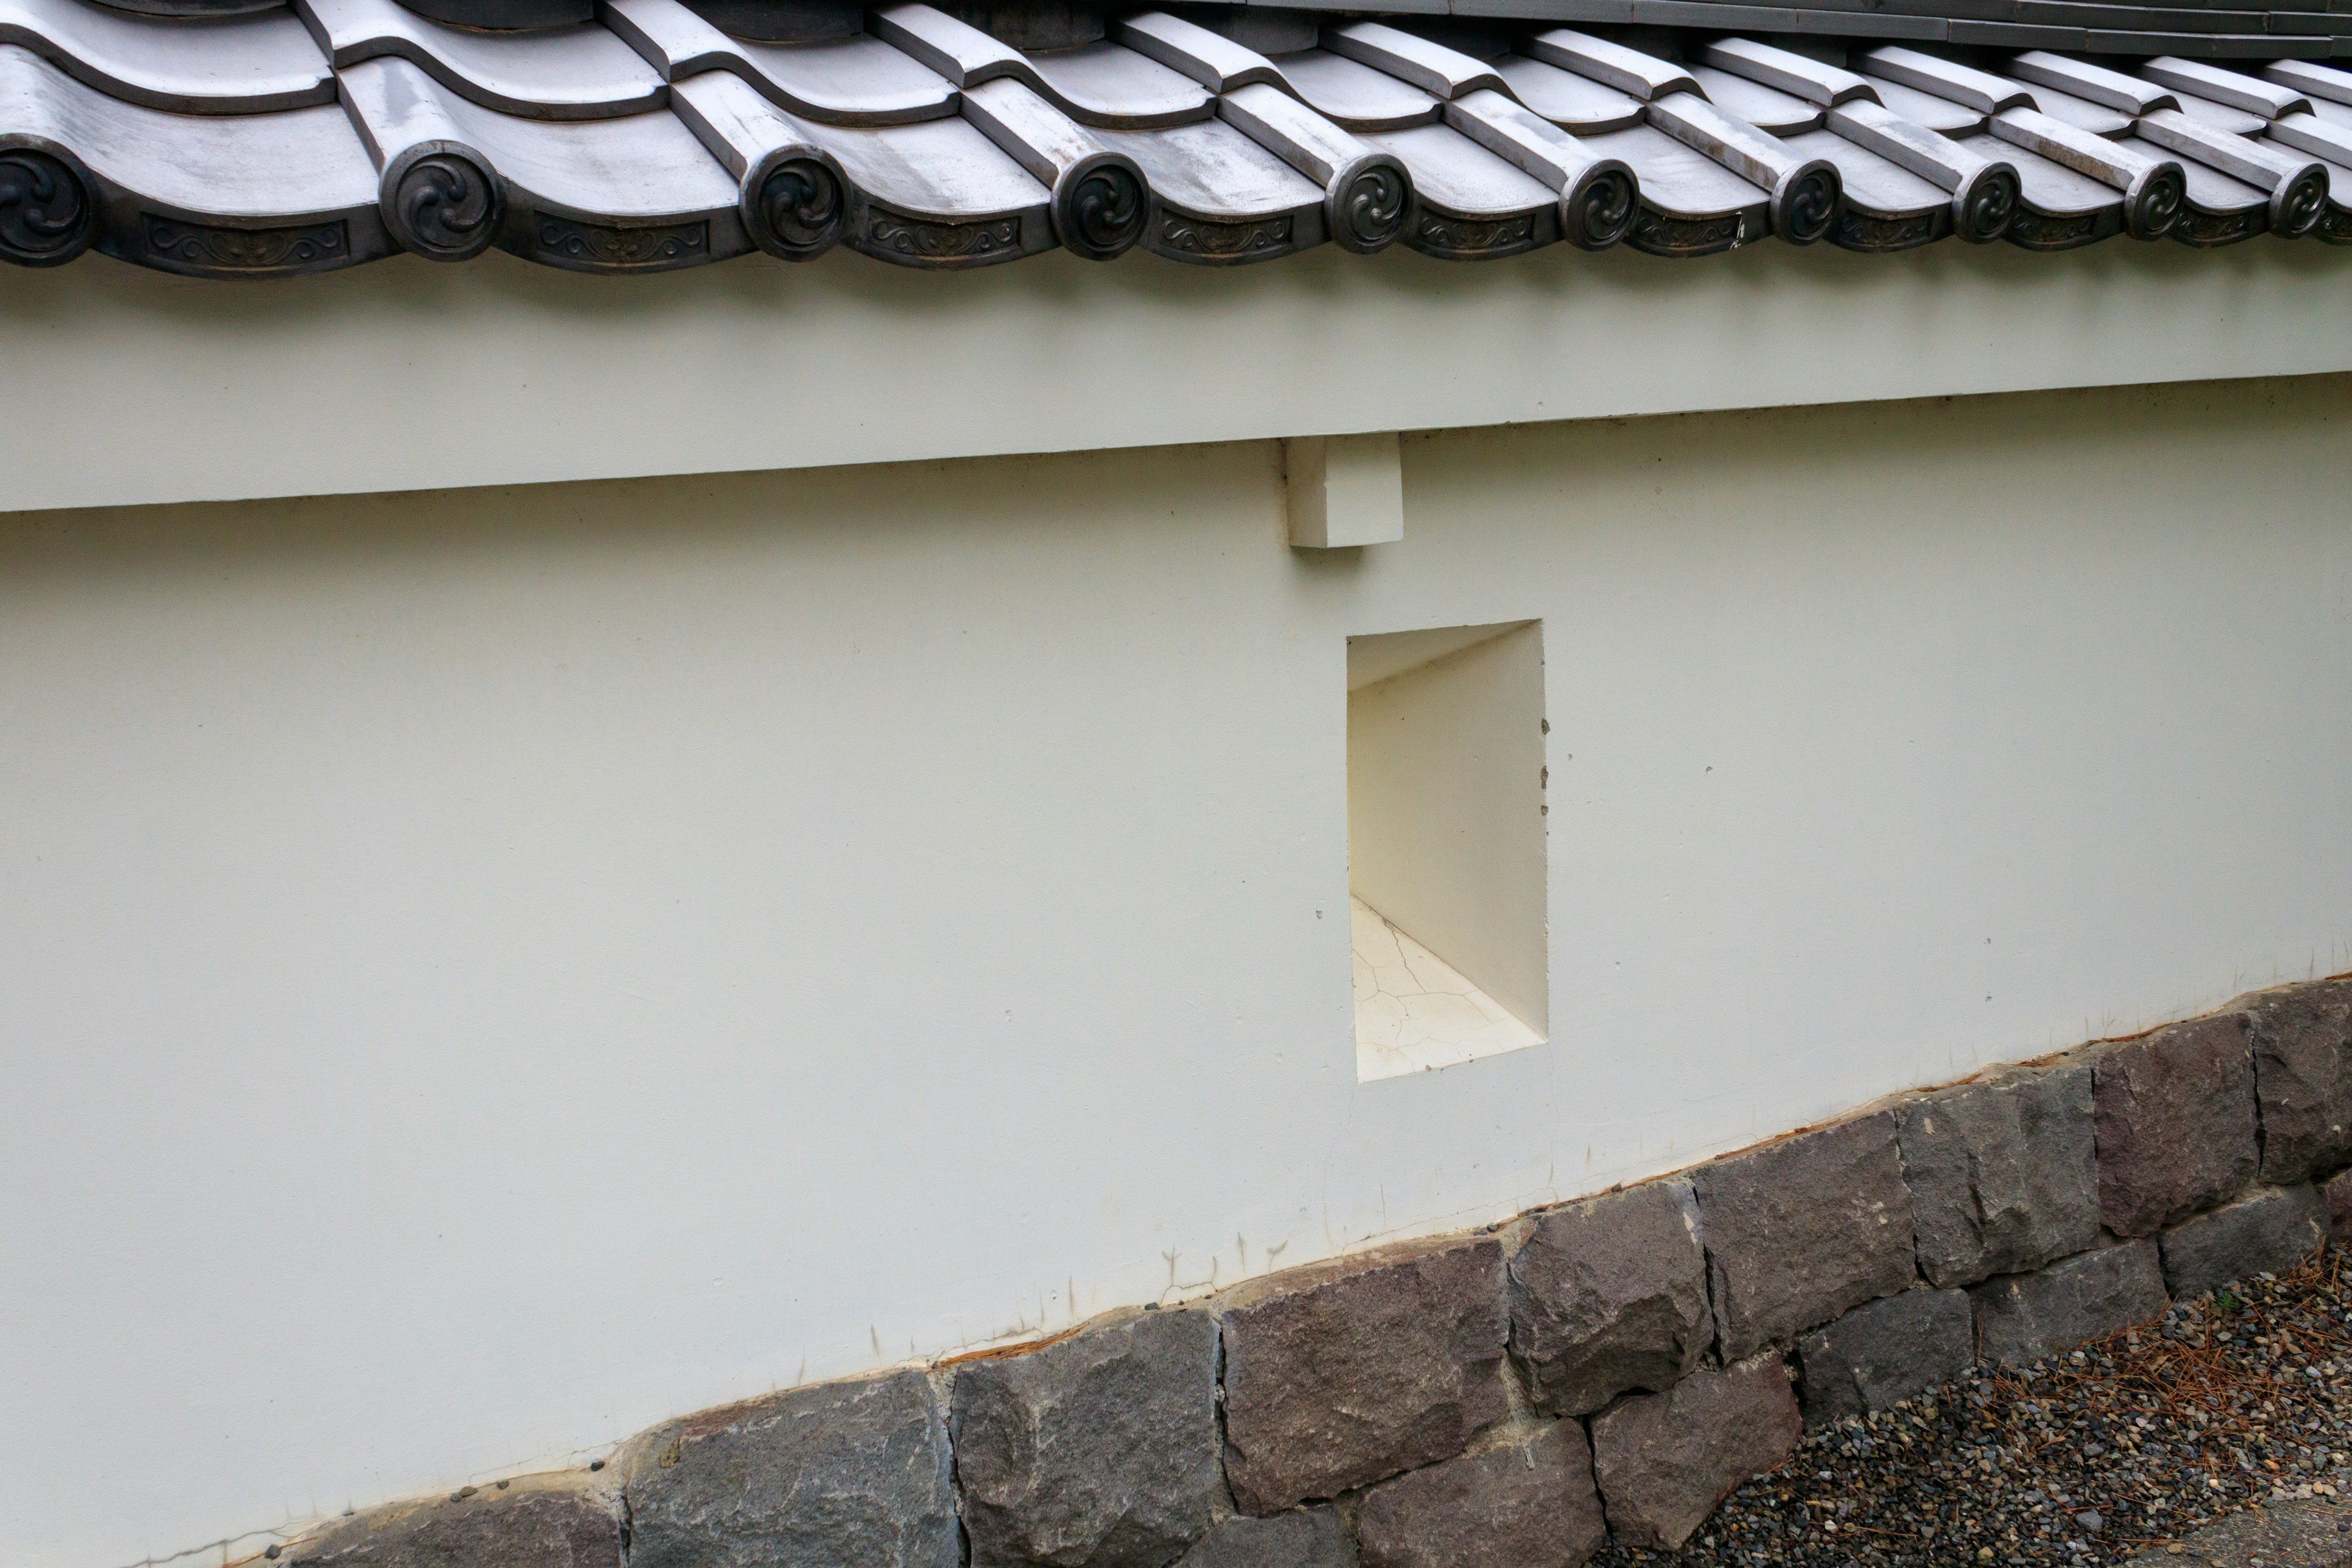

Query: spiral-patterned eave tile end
<box><xmin>1052</xmin><ymin>153</ymin><xmax>1147</xmax><ymax>262</ymax></box>
<box><xmin>747</xmin><ymin>151</ymin><xmax>846</xmax><ymax>260</ymax></box>
<box><xmin>1953</xmin><ymin>162</ymin><xmax>2020</xmax><ymax>245</ymax></box>
<box><xmin>0</xmin><ymin>146</ymin><xmax>97</xmax><ymax>268</ymax></box>
<box><xmin>2124</xmin><ymin>161</ymin><xmax>2185</xmax><ymax>242</ymax></box>
<box><xmin>1328</xmin><ymin>155</ymin><xmax>1411</xmax><ymax>255</ymax></box>
<box><xmin>2269</xmin><ymin>164</ymin><xmax>2328</xmax><ymax>241</ymax></box>
<box><xmin>382</xmin><ymin>145</ymin><xmax>502</xmax><ymax>263</ymax></box>
<box><xmin>1770</xmin><ymin>160</ymin><xmax>1841</xmax><ymax>247</ymax></box>
<box><xmin>1560</xmin><ymin>160</ymin><xmax>1637</xmax><ymax>251</ymax></box>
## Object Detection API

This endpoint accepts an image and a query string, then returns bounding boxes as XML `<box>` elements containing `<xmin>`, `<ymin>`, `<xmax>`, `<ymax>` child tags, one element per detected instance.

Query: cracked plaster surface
<box><xmin>1351</xmin><ymin>897</ymin><xmax>1542</xmax><ymax>1082</ymax></box>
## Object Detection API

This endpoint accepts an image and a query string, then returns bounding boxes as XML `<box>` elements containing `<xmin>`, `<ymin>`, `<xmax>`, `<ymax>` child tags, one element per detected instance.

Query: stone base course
<box><xmin>1217</xmin><ymin>1236</ymin><xmax>1507</xmax><ymax>1515</ymax></box>
<box><xmin>1172</xmin><ymin>1510</ymin><xmax>1357</xmax><ymax>1568</ymax></box>
<box><xmin>1588</xmin><ymin>1353</ymin><xmax>1803</xmax><ymax>1550</ymax></box>
<box><xmin>2160</xmin><ymin>1185</ymin><xmax>2330</xmax><ymax>1302</ymax></box>
<box><xmin>285</xmin><ymin>1475</ymin><xmax>620</xmax><ymax>1568</ymax></box>
<box><xmin>616</xmin><ymin>1369</ymin><xmax>960</xmax><ymax>1568</ymax></box>
<box><xmin>1506</xmin><ymin>1178</ymin><xmax>1711</xmax><ymax>1417</ymax></box>
<box><xmin>1797</xmin><ymin>1286</ymin><xmax>1974</xmax><ymax>1426</ymax></box>
<box><xmin>1898</xmin><ymin>1061</ymin><xmax>2098</xmax><ymax>1288</ymax></box>
<box><xmin>2094</xmin><ymin>1014</ymin><xmax>2261</xmax><ymax>1236</ymax></box>
<box><xmin>1971</xmin><ymin>1240</ymin><xmax>2171</xmax><ymax>1366</ymax></box>
<box><xmin>2241</xmin><ymin>979</ymin><xmax>2352</xmax><ymax>1186</ymax></box>
<box><xmin>1355</xmin><ymin>1422</ymin><xmax>1607</xmax><ymax>1568</ymax></box>
<box><xmin>2326</xmin><ymin>1168</ymin><xmax>2352</xmax><ymax>1245</ymax></box>
<box><xmin>1690</xmin><ymin>1112</ymin><xmax>1917</xmax><ymax>1360</ymax></box>
<box><xmin>273</xmin><ymin>973</ymin><xmax>2352</xmax><ymax>1568</ymax></box>
<box><xmin>952</xmin><ymin>1307</ymin><xmax>1222</xmax><ymax>1568</ymax></box>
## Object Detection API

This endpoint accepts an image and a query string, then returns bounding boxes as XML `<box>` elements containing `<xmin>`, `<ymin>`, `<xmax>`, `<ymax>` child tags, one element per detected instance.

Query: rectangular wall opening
<box><xmin>1347</xmin><ymin>621</ymin><xmax>1548</xmax><ymax>1082</ymax></box>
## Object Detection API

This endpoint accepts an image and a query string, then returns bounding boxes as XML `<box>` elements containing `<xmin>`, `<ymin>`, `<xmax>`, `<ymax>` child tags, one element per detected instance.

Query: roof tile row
<box><xmin>3</xmin><ymin>0</ymin><xmax>2351</xmax><ymax>276</ymax></box>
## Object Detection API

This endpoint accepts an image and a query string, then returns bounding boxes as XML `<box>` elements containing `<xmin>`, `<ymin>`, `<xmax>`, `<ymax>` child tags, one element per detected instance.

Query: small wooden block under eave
<box><xmin>1286</xmin><ymin>433</ymin><xmax>1406</xmax><ymax>547</ymax></box>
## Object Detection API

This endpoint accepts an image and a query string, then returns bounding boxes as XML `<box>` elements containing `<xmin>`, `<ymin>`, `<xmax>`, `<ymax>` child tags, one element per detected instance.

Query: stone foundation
<box><xmin>274</xmin><ymin>975</ymin><xmax>2352</xmax><ymax>1568</ymax></box>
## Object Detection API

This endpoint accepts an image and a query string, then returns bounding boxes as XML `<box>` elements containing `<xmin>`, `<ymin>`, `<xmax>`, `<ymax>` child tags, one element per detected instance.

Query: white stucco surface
<box><xmin>4</xmin><ymin>375</ymin><xmax>2351</xmax><ymax>1568</ymax></box>
<box><xmin>1</xmin><ymin>237</ymin><xmax>2351</xmax><ymax>514</ymax></box>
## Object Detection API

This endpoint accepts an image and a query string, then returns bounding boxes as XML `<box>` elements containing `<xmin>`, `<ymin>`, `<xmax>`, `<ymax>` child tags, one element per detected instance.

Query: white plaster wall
<box><xmin>1</xmin><ymin>237</ymin><xmax>2351</xmax><ymax>515</ymax></box>
<box><xmin>4</xmin><ymin>375</ymin><xmax>2351</xmax><ymax>1568</ymax></box>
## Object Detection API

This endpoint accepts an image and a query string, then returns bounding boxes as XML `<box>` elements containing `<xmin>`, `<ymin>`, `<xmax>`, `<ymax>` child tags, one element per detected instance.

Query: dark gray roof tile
<box><xmin>4</xmin><ymin>0</ymin><xmax>2345</xmax><ymax>277</ymax></box>
<box><xmin>1784</xmin><ymin>125</ymin><xmax>1952</xmax><ymax>246</ymax></box>
<box><xmin>0</xmin><ymin>40</ymin><xmax>382</xmax><ymax>271</ymax></box>
<box><xmin>1264</xmin><ymin>47</ymin><xmax>1441</xmax><ymax>130</ymax></box>
<box><xmin>1106</xmin><ymin>12</ymin><xmax>1283</xmax><ymax>96</ymax></box>
<box><xmin>1444</xmin><ymin>85</ymin><xmax>1639</xmax><ymax>247</ymax></box>
<box><xmin>1858</xmin><ymin>70</ymin><xmax>1989</xmax><ymax>131</ymax></box>
<box><xmin>1324</xmin><ymin>20</ymin><xmax>1508</xmax><ymax>99</ymax></box>
<box><xmin>1021</xmin><ymin>39</ymin><xmax>1213</xmax><ymax>129</ymax></box>
<box><xmin>0</xmin><ymin>0</ymin><xmax>331</xmax><ymax>113</ymax></box>
<box><xmin>1487</xmin><ymin>53</ymin><xmax>1644</xmax><ymax>129</ymax></box>
<box><xmin>1689</xmin><ymin>64</ymin><xmax>1825</xmax><ymax>132</ymax></box>
<box><xmin>299</xmin><ymin>0</ymin><xmax>665</xmax><ymax>119</ymax></box>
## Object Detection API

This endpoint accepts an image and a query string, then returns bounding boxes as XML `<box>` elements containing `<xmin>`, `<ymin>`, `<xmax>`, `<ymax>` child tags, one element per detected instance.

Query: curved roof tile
<box><xmin>2</xmin><ymin>0</ymin><xmax>2346</xmax><ymax>277</ymax></box>
<box><xmin>0</xmin><ymin>0</ymin><xmax>331</xmax><ymax>113</ymax></box>
<box><xmin>298</xmin><ymin>0</ymin><xmax>667</xmax><ymax>119</ymax></box>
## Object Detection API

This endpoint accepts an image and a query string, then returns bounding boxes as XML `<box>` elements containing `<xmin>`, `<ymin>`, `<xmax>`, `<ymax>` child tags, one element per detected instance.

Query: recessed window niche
<box><xmin>1347</xmin><ymin>621</ymin><xmax>1548</xmax><ymax>1082</ymax></box>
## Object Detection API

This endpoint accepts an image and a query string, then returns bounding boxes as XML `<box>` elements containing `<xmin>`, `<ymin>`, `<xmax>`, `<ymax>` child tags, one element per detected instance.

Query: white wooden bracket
<box><xmin>1286</xmin><ymin>433</ymin><xmax>1404</xmax><ymax>548</ymax></box>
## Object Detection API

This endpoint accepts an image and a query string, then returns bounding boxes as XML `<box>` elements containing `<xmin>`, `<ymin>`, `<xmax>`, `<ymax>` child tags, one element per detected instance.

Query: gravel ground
<box><xmin>1595</xmin><ymin>1246</ymin><xmax>2352</xmax><ymax>1567</ymax></box>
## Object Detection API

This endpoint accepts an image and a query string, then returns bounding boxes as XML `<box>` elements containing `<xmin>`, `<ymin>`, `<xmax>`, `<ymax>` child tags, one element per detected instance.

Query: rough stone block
<box><xmin>1690</xmin><ymin>1112</ymin><xmax>1918</xmax><ymax>1360</ymax></box>
<box><xmin>2325</xmin><ymin>1167</ymin><xmax>2352</xmax><ymax>1245</ymax></box>
<box><xmin>1355</xmin><ymin>1422</ymin><xmax>1607</xmax><ymax>1568</ymax></box>
<box><xmin>2093</xmin><ymin>1014</ymin><xmax>2258</xmax><ymax>1237</ymax></box>
<box><xmin>619</xmin><ymin>1369</ymin><xmax>959</xmax><ymax>1568</ymax></box>
<box><xmin>1898</xmin><ymin>1062</ymin><xmax>2098</xmax><ymax>1289</ymax></box>
<box><xmin>1797</xmin><ymin>1287</ymin><xmax>1974</xmax><ymax>1426</ymax></box>
<box><xmin>1589</xmin><ymin>1352</ymin><xmax>1803</xmax><ymax>1551</ymax></box>
<box><xmin>1218</xmin><ymin>1236</ymin><xmax>1507</xmax><ymax>1515</ymax></box>
<box><xmin>1172</xmin><ymin>1510</ymin><xmax>1357</xmax><ymax>1568</ymax></box>
<box><xmin>286</xmin><ymin>1474</ymin><xmax>621</xmax><ymax>1568</ymax></box>
<box><xmin>1969</xmin><ymin>1241</ymin><xmax>2168</xmax><ymax>1366</ymax></box>
<box><xmin>2239</xmin><ymin>981</ymin><xmax>2352</xmax><ymax>1186</ymax></box>
<box><xmin>952</xmin><ymin>1307</ymin><xmax>1222</xmax><ymax>1568</ymax></box>
<box><xmin>2159</xmin><ymin>1185</ymin><xmax>2328</xmax><ymax>1300</ymax></box>
<box><xmin>1507</xmin><ymin>1178</ymin><xmax>1711</xmax><ymax>1417</ymax></box>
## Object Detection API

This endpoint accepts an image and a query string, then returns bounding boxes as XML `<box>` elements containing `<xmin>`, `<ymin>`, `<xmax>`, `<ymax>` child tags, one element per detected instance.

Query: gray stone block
<box><xmin>2239</xmin><ymin>980</ymin><xmax>2352</xmax><ymax>1186</ymax></box>
<box><xmin>1172</xmin><ymin>1510</ymin><xmax>1357</xmax><ymax>1568</ymax></box>
<box><xmin>1969</xmin><ymin>1242</ymin><xmax>2168</xmax><ymax>1366</ymax></box>
<box><xmin>953</xmin><ymin>1308</ymin><xmax>1222</xmax><ymax>1568</ymax></box>
<box><xmin>285</xmin><ymin>1474</ymin><xmax>620</xmax><ymax>1568</ymax></box>
<box><xmin>1690</xmin><ymin>1112</ymin><xmax>1918</xmax><ymax>1360</ymax></box>
<box><xmin>2325</xmin><ymin>1167</ymin><xmax>2352</xmax><ymax>1245</ymax></box>
<box><xmin>1798</xmin><ymin>1287</ymin><xmax>1974</xmax><ymax>1426</ymax></box>
<box><xmin>1218</xmin><ymin>1236</ymin><xmax>1507</xmax><ymax>1515</ymax></box>
<box><xmin>619</xmin><ymin>1369</ymin><xmax>958</xmax><ymax>1568</ymax></box>
<box><xmin>1507</xmin><ymin>1178</ymin><xmax>1712</xmax><ymax>1417</ymax></box>
<box><xmin>2093</xmin><ymin>1014</ymin><xmax>2259</xmax><ymax>1237</ymax></box>
<box><xmin>2160</xmin><ymin>1185</ymin><xmax>2328</xmax><ymax>1301</ymax></box>
<box><xmin>1898</xmin><ymin>1062</ymin><xmax>2098</xmax><ymax>1289</ymax></box>
<box><xmin>1589</xmin><ymin>1352</ymin><xmax>1803</xmax><ymax>1551</ymax></box>
<box><xmin>1355</xmin><ymin>1422</ymin><xmax>1607</xmax><ymax>1568</ymax></box>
